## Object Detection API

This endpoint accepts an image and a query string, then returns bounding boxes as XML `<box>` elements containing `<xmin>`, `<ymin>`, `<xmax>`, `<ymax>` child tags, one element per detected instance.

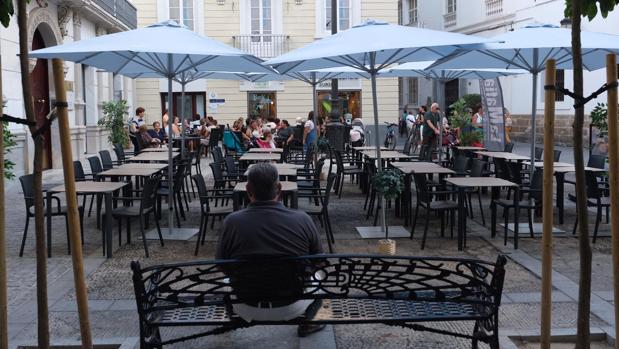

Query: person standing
<box><xmin>303</xmin><ymin>111</ymin><xmax>317</xmax><ymax>154</ymax></box>
<box><xmin>504</xmin><ymin>108</ymin><xmax>513</xmax><ymax>144</ymax></box>
<box><xmin>129</xmin><ymin>107</ymin><xmax>146</xmax><ymax>134</ymax></box>
<box><xmin>423</xmin><ymin>103</ymin><xmax>441</xmax><ymax>153</ymax></box>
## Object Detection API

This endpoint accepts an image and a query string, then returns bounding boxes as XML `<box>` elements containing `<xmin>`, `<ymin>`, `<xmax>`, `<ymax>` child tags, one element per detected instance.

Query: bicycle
<box><xmin>407</xmin><ymin>123</ymin><xmax>421</xmax><ymax>154</ymax></box>
<box><xmin>383</xmin><ymin>122</ymin><xmax>398</xmax><ymax>150</ymax></box>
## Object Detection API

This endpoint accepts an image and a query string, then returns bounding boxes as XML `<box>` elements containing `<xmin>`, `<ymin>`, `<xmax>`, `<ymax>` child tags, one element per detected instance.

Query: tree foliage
<box><xmin>565</xmin><ymin>0</ymin><xmax>619</xmax><ymax>20</ymax></box>
<box><xmin>0</xmin><ymin>0</ymin><xmax>13</xmax><ymax>28</ymax></box>
<box><xmin>2</xmin><ymin>122</ymin><xmax>15</xmax><ymax>180</ymax></box>
<box><xmin>98</xmin><ymin>100</ymin><xmax>130</xmax><ymax>146</ymax></box>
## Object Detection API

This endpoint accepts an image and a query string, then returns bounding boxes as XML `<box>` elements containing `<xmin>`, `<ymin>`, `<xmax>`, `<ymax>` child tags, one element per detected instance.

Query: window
<box><xmin>407</xmin><ymin>78</ymin><xmax>418</xmax><ymax>105</ymax></box>
<box><xmin>555</xmin><ymin>69</ymin><xmax>565</xmax><ymax>102</ymax></box>
<box><xmin>326</xmin><ymin>0</ymin><xmax>351</xmax><ymax>32</ymax></box>
<box><xmin>169</xmin><ymin>0</ymin><xmax>193</xmax><ymax>30</ymax></box>
<box><xmin>251</xmin><ymin>0</ymin><xmax>272</xmax><ymax>42</ymax></box>
<box><xmin>248</xmin><ymin>92</ymin><xmax>277</xmax><ymax>119</ymax></box>
<box><xmin>408</xmin><ymin>0</ymin><xmax>418</xmax><ymax>25</ymax></box>
<box><xmin>446</xmin><ymin>0</ymin><xmax>456</xmax><ymax>14</ymax></box>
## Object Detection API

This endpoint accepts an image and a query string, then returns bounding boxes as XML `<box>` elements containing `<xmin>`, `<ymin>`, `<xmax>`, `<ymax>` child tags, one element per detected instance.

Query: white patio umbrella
<box><xmin>29</xmin><ymin>20</ymin><xmax>275</xmax><ymax>236</ymax></box>
<box><xmin>264</xmin><ymin>19</ymin><xmax>496</xmax><ymax>235</ymax></box>
<box><xmin>380</xmin><ymin>61</ymin><xmax>527</xmax><ymax>160</ymax></box>
<box><xmin>428</xmin><ymin>23</ymin><xmax>619</xmax><ymax>172</ymax></box>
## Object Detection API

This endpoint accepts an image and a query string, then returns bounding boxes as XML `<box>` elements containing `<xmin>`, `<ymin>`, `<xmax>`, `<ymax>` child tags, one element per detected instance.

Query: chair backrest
<box><xmin>192</xmin><ymin>174</ymin><xmax>211</xmax><ymax>209</ymax></box>
<box><xmin>588</xmin><ymin>155</ymin><xmax>606</xmax><ymax>169</ymax></box>
<box><xmin>19</xmin><ymin>174</ymin><xmax>35</xmax><ymax>209</ymax></box>
<box><xmin>99</xmin><ymin>150</ymin><xmax>114</xmax><ymax>170</ymax></box>
<box><xmin>412</xmin><ymin>173</ymin><xmax>431</xmax><ymax>203</ymax></box>
<box><xmin>470</xmin><ymin>159</ymin><xmax>486</xmax><ymax>177</ymax></box>
<box><xmin>504</xmin><ymin>142</ymin><xmax>514</xmax><ymax>153</ymax></box>
<box><xmin>453</xmin><ymin>155</ymin><xmax>470</xmax><ymax>174</ymax></box>
<box><xmin>209</xmin><ymin>128</ymin><xmax>221</xmax><ymax>147</ymax></box>
<box><xmin>534</xmin><ymin>147</ymin><xmax>543</xmax><ymax>161</ymax></box>
<box><xmin>304</xmin><ymin>147</ymin><xmax>315</xmax><ymax>170</ymax></box>
<box><xmin>322</xmin><ymin>173</ymin><xmax>337</xmax><ymax>207</ymax></box>
<box><xmin>212</xmin><ymin>146</ymin><xmax>224</xmax><ymax>164</ymax></box>
<box><xmin>113</xmin><ymin>146</ymin><xmax>126</xmax><ymax>163</ymax></box>
<box><xmin>87</xmin><ymin>156</ymin><xmax>103</xmax><ymax>175</ymax></box>
<box><xmin>585</xmin><ymin>170</ymin><xmax>603</xmax><ymax>199</ymax></box>
<box><xmin>130</xmin><ymin>134</ymin><xmax>142</xmax><ymax>155</ymax></box>
<box><xmin>553</xmin><ymin>150</ymin><xmax>562</xmax><ymax>162</ymax></box>
<box><xmin>73</xmin><ymin>161</ymin><xmax>86</xmax><ymax>181</ymax></box>
<box><xmin>333</xmin><ymin>150</ymin><xmax>344</xmax><ymax>173</ymax></box>
<box><xmin>140</xmin><ymin>176</ymin><xmax>160</xmax><ymax>212</ymax></box>
<box><xmin>173</xmin><ymin>164</ymin><xmax>186</xmax><ymax>191</ymax></box>
<box><xmin>494</xmin><ymin>158</ymin><xmax>510</xmax><ymax>181</ymax></box>
<box><xmin>529</xmin><ymin>170</ymin><xmax>544</xmax><ymax>202</ymax></box>
<box><xmin>225</xmin><ymin>156</ymin><xmax>238</xmax><ymax>178</ymax></box>
<box><xmin>218</xmin><ymin>125</ymin><xmax>225</xmax><ymax>141</ymax></box>
<box><xmin>210</xmin><ymin>162</ymin><xmax>224</xmax><ymax>184</ymax></box>
<box><xmin>507</xmin><ymin>162</ymin><xmax>523</xmax><ymax>185</ymax></box>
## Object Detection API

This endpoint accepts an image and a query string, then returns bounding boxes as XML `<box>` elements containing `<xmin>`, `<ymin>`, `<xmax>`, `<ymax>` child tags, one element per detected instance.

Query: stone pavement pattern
<box><xmin>3</xmin><ymin>145</ymin><xmax>617</xmax><ymax>348</ymax></box>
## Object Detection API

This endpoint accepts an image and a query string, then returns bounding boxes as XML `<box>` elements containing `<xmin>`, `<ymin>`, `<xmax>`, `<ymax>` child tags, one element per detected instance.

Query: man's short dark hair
<box><xmin>136</xmin><ymin>107</ymin><xmax>145</xmax><ymax>115</ymax></box>
<box><xmin>247</xmin><ymin>163</ymin><xmax>279</xmax><ymax>201</ymax></box>
<box><xmin>282</xmin><ymin>120</ymin><xmax>289</xmax><ymax>126</ymax></box>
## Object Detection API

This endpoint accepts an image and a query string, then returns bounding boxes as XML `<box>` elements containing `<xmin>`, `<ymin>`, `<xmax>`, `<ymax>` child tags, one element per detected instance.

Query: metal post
<box><xmin>370</xmin><ymin>58</ymin><xmax>386</xmax><ymax>234</ymax></box>
<box><xmin>540</xmin><ymin>59</ymin><xmax>556</xmax><ymax>349</ymax></box>
<box><xmin>530</xmin><ymin>48</ymin><xmax>539</xmax><ymax>178</ymax></box>
<box><xmin>605</xmin><ymin>54</ymin><xmax>619</xmax><ymax>349</ymax></box>
<box><xmin>330</xmin><ymin>0</ymin><xmax>339</xmax><ymax>124</ymax></box>
<box><xmin>180</xmin><ymin>78</ymin><xmax>186</xmax><ymax>157</ymax></box>
<box><xmin>167</xmin><ymin>54</ymin><xmax>174</xmax><ymax>235</ymax></box>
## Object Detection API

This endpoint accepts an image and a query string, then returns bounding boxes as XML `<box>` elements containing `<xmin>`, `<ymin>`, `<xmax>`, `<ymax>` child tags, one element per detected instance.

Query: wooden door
<box><xmin>31</xmin><ymin>29</ymin><xmax>52</xmax><ymax>170</ymax></box>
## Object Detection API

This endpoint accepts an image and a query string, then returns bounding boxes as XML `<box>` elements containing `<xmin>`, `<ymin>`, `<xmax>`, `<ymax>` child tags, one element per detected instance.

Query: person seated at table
<box><xmin>276</xmin><ymin>120</ymin><xmax>294</xmax><ymax>147</ymax></box>
<box><xmin>232</xmin><ymin>118</ymin><xmax>244</xmax><ymax>132</ymax></box>
<box><xmin>215</xmin><ymin>163</ymin><xmax>325</xmax><ymax>336</ymax></box>
<box><xmin>162</xmin><ymin>109</ymin><xmax>169</xmax><ymax>129</ymax></box>
<box><xmin>256</xmin><ymin>127</ymin><xmax>276</xmax><ymax>149</ymax></box>
<box><xmin>171</xmin><ymin>116</ymin><xmax>182</xmax><ymax>138</ymax></box>
<box><xmin>246</xmin><ymin>119</ymin><xmax>262</xmax><ymax>140</ymax></box>
<box><xmin>147</xmin><ymin>121</ymin><xmax>167</xmax><ymax>143</ymax></box>
<box><xmin>129</xmin><ymin>107</ymin><xmax>146</xmax><ymax>135</ymax></box>
<box><xmin>138</xmin><ymin>125</ymin><xmax>161</xmax><ymax>148</ymax></box>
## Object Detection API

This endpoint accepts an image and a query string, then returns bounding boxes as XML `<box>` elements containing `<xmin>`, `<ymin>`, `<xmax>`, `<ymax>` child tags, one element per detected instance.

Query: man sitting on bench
<box><xmin>215</xmin><ymin>163</ymin><xmax>326</xmax><ymax>337</ymax></box>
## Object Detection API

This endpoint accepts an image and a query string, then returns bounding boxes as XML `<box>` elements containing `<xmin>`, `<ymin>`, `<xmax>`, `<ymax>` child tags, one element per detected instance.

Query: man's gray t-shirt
<box><xmin>215</xmin><ymin>201</ymin><xmax>323</xmax><ymax>259</ymax></box>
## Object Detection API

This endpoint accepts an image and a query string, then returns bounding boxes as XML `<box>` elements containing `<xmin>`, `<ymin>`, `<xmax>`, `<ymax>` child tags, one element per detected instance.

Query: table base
<box><xmin>499</xmin><ymin>223</ymin><xmax>565</xmax><ymax>235</ymax></box>
<box><xmin>356</xmin><ymin>226</ymin><xmax>409</xmax><ymax>239</ymax></box>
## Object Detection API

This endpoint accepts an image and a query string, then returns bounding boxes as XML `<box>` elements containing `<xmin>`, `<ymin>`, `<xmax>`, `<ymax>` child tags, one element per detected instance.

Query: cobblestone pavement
<box><xmin>4</xmin><ymin>148</ymin><xmax>617</xmax><ymax>348</ymax></box>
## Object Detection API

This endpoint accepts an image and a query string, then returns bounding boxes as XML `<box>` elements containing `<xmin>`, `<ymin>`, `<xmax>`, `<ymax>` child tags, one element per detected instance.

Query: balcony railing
<box><xmin>94</xmin><ymin>0</ymin><xmax>138</xmax><ymax>29</ymax></box>
<box><xmin>232</xmin><ymin>34</ymin><xmax>290</xmax><ymax>59</ymax></box>
<box><xmin>443</xmin><ymin>12</ymin><xmax>456</xmax><ymax>28</ymax></box>
<box><xmin>486</xmin><ymin>0</ymin><xmax>503</xmax><ymax>16</ymax></box>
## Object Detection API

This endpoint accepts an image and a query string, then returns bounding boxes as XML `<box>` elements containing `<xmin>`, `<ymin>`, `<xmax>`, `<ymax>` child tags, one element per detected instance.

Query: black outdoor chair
<box><xmin>99</xmin><ymin>150</ymin><xmax>116</xmax><ymax>170</ymax></box>
<box><xmin>192</xmin><ymin>174</ymin><xmax>233</xmax><ymax>256</ymax></box>
<box><xmin>208</xmin><ymin>128</ymin><xmax>221</xmax><ymax>156</ymax></box>
<box><xmin>18</xmin><ymin>174</ymin><xmax>84</xmax><ymax>257</ymax></box>
<box><xmin>504</xmin><ymin>142</ymin><xmax>514</xmax><ymax>153</ymax></box>
<box><xmin>73</xmin><ymin>160</ymin><xmax>96</xmax><ymax>215</ymax></box>
<box><xmin>573</xmin><ymin>170</ymin><xmax>611</xmax><ymax>242</ymax></box>
<box><xmin>554</xmin><ymin>150</ymin><xmax>562</xmax><ymax>162</ymax></box>
<box><xmin>87</xmin><ymin>156</ymin><xmax>105</xmax><ymax>219</ymax></box>
<box><xmin>110</xmin><ymin>176</ymin><xmax>163</xmax><ymax>258</ymax></box>
<box><xmin>410</xmin><ymin>173</ymin><xmax>458</xmax><ymax>250</ymax></box>
<box><xmin>334</xmin><ymin>149</ymin><xmax>364</xmax><ymax>198</ymax></box>
<box><xmin>157</xmin><ymin>164</ymin><xmax>187</xmax><ymax>228</ymax></box>
<box><xmin>298</xmin><ymin>173</ymin><xmax>337</xmax><ymax>253</ymax></box>
<box><xmin>130</xmin><ymin>133</ymin><xmax>142</xmax><ymax>155</ymax></box>
<box><xmin>451</xmin><ymin>155</ymin><xmax>470</xmax><ymax>177</ymax></box>
<box><xmin>534</xmin><ymin>147</ymin><xmax>543</xmax><ymax>161</ymax></box>
<box><xmin>492</xmin><ymin>169</ymin><xmax>542</xmax><ymax>246</ymax></box>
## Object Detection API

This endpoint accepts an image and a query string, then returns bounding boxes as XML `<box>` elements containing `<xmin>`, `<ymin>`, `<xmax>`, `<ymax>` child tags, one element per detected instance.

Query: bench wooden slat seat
<box><xmin>132</xmin><ymin>254</ymin><xmax>506</xmax><ymax>349</ymax></box>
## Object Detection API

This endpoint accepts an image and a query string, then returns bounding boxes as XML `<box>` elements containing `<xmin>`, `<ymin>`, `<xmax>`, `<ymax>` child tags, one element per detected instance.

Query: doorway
<box><xmin>30</xmin><ymin>28</ymin><xmax>52</xmax><ymax>170</ymax></box>
<box><xmin>444</xmin><ymin>79</ymin><xmax>459</xmax><ymax>113</ymax></box>
<box><xmin>160</xmin><ymin>92</ymin><xmax>206</xmax><ymax>121</ymax></box>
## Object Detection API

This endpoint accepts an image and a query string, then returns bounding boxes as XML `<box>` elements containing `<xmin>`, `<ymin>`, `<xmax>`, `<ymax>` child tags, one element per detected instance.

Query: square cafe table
<box><xmin>239</xmin><ymin>153</ymin><xmax>281</xmax><ymax>162</ymax></box>
<box><xmin>128</xmin><ymin>152</ymin><xmax>179</xmax><ymax>163</ymax></box>
<box><xmin>232</xmin><ymin>181</ymin><xmax>298</xmax><ymax>211</ymax></box>
<box><xmin>139</xmin><ymin>147</ymin><xmax>179</xmax><ymax>153</ymax></box>
<box><xmin>244</xmin><ymin>166</ymin><xmax>298</xmax><ymax>178</ymax></box>
<box><xmin>444</xmin><ymin>177</ymin><xmax>519</xmax><ymax>250</ymax></box>
<box><xmin>248</xmin><ymin>148</ymin><xmax>284</xmax><ymax>153</ymax></box>
<box><xmin>48</xmin><ymin>181</ymin><xmax>127</xmax><ymax>258</ymax></box>
<box><xmin>117</xmin><ymin>163</ymin><xmax>168</xmax><ymax>170</ymax></box>
<box><xmin>474</xmin><ymin>151</ymin><xmax>530</xmax><ymax>161</ymax></box>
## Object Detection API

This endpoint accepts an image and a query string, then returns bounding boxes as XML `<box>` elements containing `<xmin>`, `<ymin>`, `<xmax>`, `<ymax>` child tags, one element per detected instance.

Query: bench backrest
<box><xmin>131</xmin><ymin>254</ymin><xmax>506</xmax><ymax>319</ymax></box>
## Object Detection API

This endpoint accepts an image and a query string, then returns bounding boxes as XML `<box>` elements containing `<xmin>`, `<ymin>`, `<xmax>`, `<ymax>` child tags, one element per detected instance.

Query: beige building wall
<box><xmin>134</xmin><ymin>0</ymin><xmax>399</xmax><ymax>127</ymax></box>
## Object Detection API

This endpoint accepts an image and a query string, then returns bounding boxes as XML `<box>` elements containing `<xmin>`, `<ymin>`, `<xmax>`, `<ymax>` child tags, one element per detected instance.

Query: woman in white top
<box><xmin>472</xmin><ymin>104</ymin><xmax>484</xmax><ymax>128</ymax></box>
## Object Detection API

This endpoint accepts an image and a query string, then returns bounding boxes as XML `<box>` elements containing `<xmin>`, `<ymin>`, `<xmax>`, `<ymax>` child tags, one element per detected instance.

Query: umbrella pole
<box><xmin>530</xmin><ymin>48</ymin><xmax>539</xmax><ymax>179</ymax></box>
<box><xmin>0</xmin><ymin>64</ymin><xmax>7</xmax><ymax>349</ymax></box>
<box><xmin>311</xmin><ymin>72</ymin><xmax>318</xmax><ymax>147</ymax></box>
<box><xmin>167</xmin><ymin>54</ymin><xmax>174</xmax><ymax>235</ymax></box>
<box><xmin>540</xmin><ymin>59</ymin><xmax>556</xmax><ymax>349</ymax></box>
<box><xmin>605</xmin><ymin>54</ymin><xmax>619</xmax><ymax>349</ymax></box>
<box><xmin>181</xmin><ymin>80</ymin><xmax>186</xmax><ymax>157</ymax></box>
<box><xmin>52</xmin><ymin>58</ymin><xmax>94</xmax><ymax>349</ymax></box>
<box><xmin>370</xmin><ymin>69</ymin><xmax>386</xmax><ymax>234</ymax></box>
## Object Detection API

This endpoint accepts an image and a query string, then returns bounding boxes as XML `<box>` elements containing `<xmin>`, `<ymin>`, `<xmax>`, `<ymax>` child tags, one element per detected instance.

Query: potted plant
<box><xmin>449</xmin><ymin>97</ymin><xmax>483</xmax><ymax>146</ymax></box>
<box><xmin>98</xmin><ymin>100</ymin><xmax>130</xmax><ymax>147</ymax></box>
<box><xmin>373</xmin><ymin>168</ymin><xmax>404</xmax><ymax>255</ymax></box>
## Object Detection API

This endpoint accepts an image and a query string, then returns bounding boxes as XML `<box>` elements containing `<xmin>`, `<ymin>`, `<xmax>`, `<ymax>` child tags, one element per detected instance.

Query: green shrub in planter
<box><xmin>98</xmin><ymin>100</ymin><xmax>130</xmax><ymax>147</ymax></box>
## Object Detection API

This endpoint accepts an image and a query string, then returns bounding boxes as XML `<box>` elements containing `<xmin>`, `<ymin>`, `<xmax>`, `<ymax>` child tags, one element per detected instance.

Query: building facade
<box><xmin>133</xmin><ymin>0</ymin><xmax>399</xmax><ymax>131</ymax></box>
<box><xmin>2</xmin><ymin>0</ymin><xmax>137</xmax><ymax>176</ymax></box>
<box><xmin>400</xmin><ymin>0</ymin><xmax>619</xmax><ymax>145</ymax></box>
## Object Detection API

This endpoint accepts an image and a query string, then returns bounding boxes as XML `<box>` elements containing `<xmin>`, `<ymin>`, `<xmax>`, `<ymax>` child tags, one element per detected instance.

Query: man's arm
<box><xmin>303</xmin><ymin>125</ymin><xmax>310</xmax><ymax>144</ymax></box>
<box><xmin>215</xmin><ymin>220</ymin><xmax>233</xmax><ymax>259</ymax></box>
<box><xmin>426</xmin><ymin>118</ymin><xmax>439</xmax><ymax>135</ymax></box>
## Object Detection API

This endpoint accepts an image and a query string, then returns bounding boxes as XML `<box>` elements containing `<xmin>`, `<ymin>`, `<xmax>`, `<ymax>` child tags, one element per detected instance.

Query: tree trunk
<box><xmin>0</xmin><ymin>72</ymin><xmax>8</xmax><ymax>349</ymax></box>
<box><xmin>571</xmin><ymin>1</ymin><xmax>592</xmax><ymax>348</ymax></box>
<box><xmin>17</xmin><ymin>2</ymin><xmax>50</xmax><ymax>349</ymax></box>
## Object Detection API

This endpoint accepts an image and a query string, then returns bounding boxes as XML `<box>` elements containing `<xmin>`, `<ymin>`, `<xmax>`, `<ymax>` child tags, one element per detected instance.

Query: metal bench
<box><xmin>131</xmin><ymin>254</ymin><xmax>507</xmax><ymax>349</ymax></box>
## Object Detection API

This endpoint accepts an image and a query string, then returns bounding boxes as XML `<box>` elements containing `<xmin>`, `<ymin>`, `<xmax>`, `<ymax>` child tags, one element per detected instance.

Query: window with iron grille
<box><xmin>326</xmin><ymin>0</ymin><xmax>351</xmax><ymax>32</ymax></box>
<box><xmin>446</xmin><ymin>0</ymin><xmax>456</xmax><ymax>14</ymax></box>
<box><xmin>407</xmin><ymin>78</ymin><xmax>418</xmax><ymax>105</ymax></box>
<box><xmin>408</xmin><ymin>0</ymin><xmax>418</xmax><ymax>25</ymax></box>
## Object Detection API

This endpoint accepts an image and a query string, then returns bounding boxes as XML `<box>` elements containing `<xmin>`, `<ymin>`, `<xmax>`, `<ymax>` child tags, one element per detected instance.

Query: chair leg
<box><xmin>572</xmin><ymin>214</ymin><xmax>578</xmax><ymax>235</ymax></box>
<box><xmin>440</xmin><ymin>212</ymin><xmax>445</xmax><ymax>238</ymax></box>
<box><xmin>195</xmin><ymin>215</ymin><xmax>205</xmax><ymax>256</ymax></box>
<box><xmin>155</xmin><ymin>213</ymin><xmax>164</xmax><ymax>247</ymax></box>
<box><xmin>323</xmin><ymin>213</ymin><xmax>334</xmax><ymax>253</ymax></box>
<box><xmin>19</xmin><ymin>217</ymin><xmax>30</xmax><ymax>257</ymax></box>
<box><xmin>410</xmin><ymin>204</ymin><xmax>419</xmax><ymax>239</ymax></box>
<box><xmin>467</xmin><ymin>193</ymin><xmax>474</xmax><ymax>219</ymax></box>
<box><xmin>117</xmin><ymin>218</ymin><xmax>122</xmax><ymax>247</ymax></box>
<box><xmin>450</xmin><ymin>209</ymin><xmax>455</xmax><ymax>238</ymax></box>
<box><xmin>477</xmin><ymin>191</ymin><xmax>485</xmax><ymax>226</ymax></box>
<box><xmin>127</xmin><ymin>218</ymin><xmax>132</xmax><ymax>244</ymax></box>
<box><xmin>421</xmin><ymin>210</ymin><xmax>430</xmax><ymax>250</ymax></box>
<box><xmin>79</xmin><ymin>207</ymin><xmax>85</xmax><ymax>245</ymax></box>
<box><xmin>527</xmin><ymin>209</ymin><xmax>534</xmax><ymax>238</ymax></box>
<box><xmin>503</xmin><ymin>207</ymin><xmax>510</xmax><ymax>246</ymax></box>
<box><xmin>202</xmin><ymin>214</ymin><xmax>209</xmax><ymax>245</ymax></box>
<box><xmin>139</xmin><ymin>216</ymin><xmax>149</xmax><ymax>258</ymax></box>
<box><xmin>593</xmin><ymin>205</ymin><xmax>602</xmax><ymax>243</ymax></box>
<box><xmin>88</xmin><ymin>194</ymin><xmax>95</xmax><ymax>217</ymax></box>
